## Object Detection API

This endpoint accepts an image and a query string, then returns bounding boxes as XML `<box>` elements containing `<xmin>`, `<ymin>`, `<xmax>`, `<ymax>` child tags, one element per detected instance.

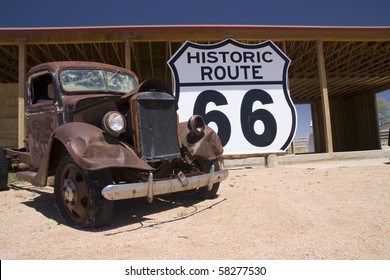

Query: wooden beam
<box><xmin>281</xmin><ymin>40</ymin><xmax>297</xmax><ymax>154</ymax></box>
<box><xmin>124</xmin><ymin>38</ymin><xmax>131</xmax><ymax>70</ymax></box>
<box><xmin>2</xmin><ymin>26</ymin><xmax>390</xmax><ymax>45</ymax></box>
<box><xmin>18</xmin><ymin>38</ymin><xmax>26</xmax><ymax>148</ymax></box>
<box><xmin>168</xmin><ymin>41</ymin><xmax>174</xmax><ymax>90</ymax></box>
<box><xmin>316</xmin><ymin>37</ymin><xmax>333</xmax><ymax>153</ymax></box>
<box><xmin>148</xmin><ymin>42</ymin><xmax>154</xmax><ymax>78</ymax></box>
<box><xmin>164</xmin><ymin>42</ymin><xmax>171</xmax><ymax>84</ymax></box>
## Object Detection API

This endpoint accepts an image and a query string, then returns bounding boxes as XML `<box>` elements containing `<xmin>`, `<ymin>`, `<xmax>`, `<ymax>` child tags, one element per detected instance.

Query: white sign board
<box><xmin>168</xmin><ymin>39</ymin><xmax>296</xmax><ymax>155</ymax></box>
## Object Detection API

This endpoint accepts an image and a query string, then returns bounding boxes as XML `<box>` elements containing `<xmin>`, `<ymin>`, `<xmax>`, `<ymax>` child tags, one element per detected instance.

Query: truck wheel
<box><xmin>54</xmin><ymin>156</ymin><xmax>113</xmax><ymax>228</ymax></box>
<box><xmin>0</xmin><ymin>148</ymin><xmax>9</xmax><ymax>191</ymax></box>
<box><xmin>193</xmin><ymin>159</ymin><xmax>220</xmax><ymax>199</ymax></box>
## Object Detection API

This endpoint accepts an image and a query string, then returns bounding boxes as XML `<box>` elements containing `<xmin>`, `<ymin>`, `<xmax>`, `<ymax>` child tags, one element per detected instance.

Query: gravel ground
<box><xmin>0</xmin><ymin>155</ymin><xmax>389</xmax><ymax>260</ymax></box>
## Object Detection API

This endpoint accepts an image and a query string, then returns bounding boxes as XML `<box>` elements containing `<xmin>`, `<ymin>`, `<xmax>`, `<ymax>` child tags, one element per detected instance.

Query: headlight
<box><xmin>187</xmin><ymin>115</ymin><xmax>205</xmax><ymax>136</ymax></box>
<box><xmin>102</xmin><ymin>111</ymin><xmax>126</xmax><ymax>136</ymax></box>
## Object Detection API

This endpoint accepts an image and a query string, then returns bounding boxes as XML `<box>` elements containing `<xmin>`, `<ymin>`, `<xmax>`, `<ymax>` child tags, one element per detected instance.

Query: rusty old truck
<box><xmin>0</xmin><ymin>61</ymin><xmax>228</xmax><ymax>228</ymax></box>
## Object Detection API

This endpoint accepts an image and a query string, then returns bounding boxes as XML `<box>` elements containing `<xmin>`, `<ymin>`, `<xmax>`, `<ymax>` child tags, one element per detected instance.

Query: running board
<box><xmin>16</xmin><ymin>170</ymin><xmax>47</xmax><ymax>187</ymax></box>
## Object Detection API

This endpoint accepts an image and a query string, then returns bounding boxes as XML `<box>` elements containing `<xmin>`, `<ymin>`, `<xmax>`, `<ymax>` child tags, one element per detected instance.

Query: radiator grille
<box><xmin>132</xmin><ymin>92</ymin><xmax>180</xmax><ymax>162</ymax></box>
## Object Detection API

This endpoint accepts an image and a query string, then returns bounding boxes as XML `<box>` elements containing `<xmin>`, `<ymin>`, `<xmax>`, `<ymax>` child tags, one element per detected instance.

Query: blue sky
<box><xmin>0</xmin><ymin>0</ymin><xmax>389</xmax><ymax>27</ymax></box>
<box><xmin>1</xmin><ymin>0</ymin><xmax>389</xmax><ymax>138</ymax></box>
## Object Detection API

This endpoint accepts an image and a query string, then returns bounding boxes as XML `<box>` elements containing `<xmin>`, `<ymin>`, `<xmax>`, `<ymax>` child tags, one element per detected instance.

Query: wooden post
<box><xmin>124</xmin><ymin>38</ymin><xmax>131</xmax><ymax>70</ymax></box>
<box><xmin>316</xmin><ymin>37</ymin><xmax>333</xmax><ymax>153</ymax></box>
<box><xmin>168</xmin><ymin>41</ymin><xmax>174</xmax><ymax>92</ymax></box>
<box><xmin>281</xmin><ymin>40</ymin><xmax>296</xmax><ymax>154</ymax></box>
<box><xmin>265</xmin><ymin>154</ymin><xmax>278</xmax><ymax>168</ymax></box>
<box><xmin>18</xmin><ymin>38</ymin><xmax>26</xmax><ymax>148</ymax></box>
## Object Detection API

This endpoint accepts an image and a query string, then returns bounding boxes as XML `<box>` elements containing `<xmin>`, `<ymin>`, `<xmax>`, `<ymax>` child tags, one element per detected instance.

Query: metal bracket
<box><xmin>177</xmin><ymin>171</ymin><xmax>189</xmax><ymax>187</ymax></box>
<box><xmin>147</xmin><ymin>172</ymin><xmax>154</xmax><ymax>203</ymax></box>
<box><xmin>207</xmin><ymin>164</ymin><xmax>215</xmax><ymax>191</ymax></box>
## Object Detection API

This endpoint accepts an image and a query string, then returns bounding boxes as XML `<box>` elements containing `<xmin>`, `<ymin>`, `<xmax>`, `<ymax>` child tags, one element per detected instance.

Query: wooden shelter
<box><xmin>0</xmin><ymin>25</ymin><xmax>389</xmax><ymax>153</ymax></box>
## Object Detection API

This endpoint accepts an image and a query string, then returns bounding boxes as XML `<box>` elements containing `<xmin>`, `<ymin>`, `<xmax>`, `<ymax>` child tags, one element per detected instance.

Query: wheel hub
<box><xmin>63</xmin><ymin>180</ymin><xmax>76</xmax><ymax>203</ymax></box>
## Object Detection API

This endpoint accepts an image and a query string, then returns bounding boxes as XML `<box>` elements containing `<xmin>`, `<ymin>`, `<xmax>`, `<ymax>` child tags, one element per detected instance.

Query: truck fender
<box><xmin>178</xmin><ymin>122</ymin><xmax>224</xmax><ymax>161</ymax></box>
<box><xmin>51</xmin><ymin>122</ymin><xmax>153</xmax><ymax>171</ymax></box>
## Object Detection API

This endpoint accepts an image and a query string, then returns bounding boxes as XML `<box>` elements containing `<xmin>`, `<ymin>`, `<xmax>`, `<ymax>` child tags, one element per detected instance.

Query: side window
<box><xmin>31</xmin><ymin>73</ymin><xmax>55</xmax><ymax>105</ymax></box>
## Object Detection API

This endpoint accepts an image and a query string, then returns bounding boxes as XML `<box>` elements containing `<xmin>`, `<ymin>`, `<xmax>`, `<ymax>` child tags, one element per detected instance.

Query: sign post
<box><xmin>168</xmin><ymin>39</ymin><xmax>296</xmax><ymax>156</ymax></box>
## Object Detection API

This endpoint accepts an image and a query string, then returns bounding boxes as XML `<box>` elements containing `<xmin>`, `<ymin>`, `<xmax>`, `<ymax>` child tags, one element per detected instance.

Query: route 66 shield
<box><xmin>168</xmin><ymin>38</ymin><xmax>297</xmax><ymax>155</ymax></box>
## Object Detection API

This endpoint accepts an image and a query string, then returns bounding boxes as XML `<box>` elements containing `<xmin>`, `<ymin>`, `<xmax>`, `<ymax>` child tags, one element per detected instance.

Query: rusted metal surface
<box><xmin>26</xmin><ymin>104</ymin><xmax>57</xmax><ymax>167</ymax></box>
<box><xmin>52</xmin><ymin>122</ymin><xmax>153</xmax><ymax>171</ymax></box>
<box><xmin>179</xmin><ymin>123</ymin><xmax>224</xmax><ymax>161</ymax></box>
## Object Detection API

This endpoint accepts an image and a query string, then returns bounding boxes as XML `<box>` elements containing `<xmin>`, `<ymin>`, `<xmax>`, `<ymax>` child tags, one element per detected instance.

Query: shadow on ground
<box><xmin>10</xmin><ymin>184</ymin><xmax>213</xmax><ymax>232</ymax></box>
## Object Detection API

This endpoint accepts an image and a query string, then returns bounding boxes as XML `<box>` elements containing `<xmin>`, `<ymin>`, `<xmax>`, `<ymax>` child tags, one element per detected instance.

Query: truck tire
<box><xmin>54</xmin><ymin>156</ymin><xmax>113</xmax><ymax>228</ymax></box>
<box><xmin>194</xmin><ymin>159</ymin><xmax>220</xmax><ymax>199</ymax></box>
<box><xmin>0</xmin><ymin>148</ymin><xmax>9</xmax><ymax>191</ymax></box>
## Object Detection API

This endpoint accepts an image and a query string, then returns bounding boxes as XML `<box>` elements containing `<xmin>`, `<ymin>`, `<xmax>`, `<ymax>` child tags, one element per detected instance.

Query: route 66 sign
<box><xmin>168</xmin><ymin>38</ymin><xmax>296</xmax><ymax>155</ymax></box>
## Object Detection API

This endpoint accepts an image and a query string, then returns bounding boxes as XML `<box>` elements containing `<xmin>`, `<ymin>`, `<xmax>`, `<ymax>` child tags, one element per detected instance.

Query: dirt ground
<box><xmin>0</xmin><ymin>155</ymin><xmax>389</xmax><ymax>260</ymax></box>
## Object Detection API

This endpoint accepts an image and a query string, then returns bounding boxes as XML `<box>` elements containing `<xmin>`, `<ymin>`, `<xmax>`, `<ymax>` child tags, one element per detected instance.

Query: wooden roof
<box><xmin>1</xmin><ymin>25</ymin><xmax>389</xmax><ymax>102</ymax></box>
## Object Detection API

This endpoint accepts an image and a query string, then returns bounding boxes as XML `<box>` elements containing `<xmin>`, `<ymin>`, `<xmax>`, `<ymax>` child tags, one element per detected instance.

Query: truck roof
<box><xmin>27</xmin><ymin>61</ymin><xmax>138</xmax><ymax>82</ymax></box>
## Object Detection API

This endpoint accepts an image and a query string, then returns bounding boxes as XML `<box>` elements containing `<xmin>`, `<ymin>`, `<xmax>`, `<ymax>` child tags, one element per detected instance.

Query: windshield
<box><xmin>60</xmin><ymin>69</ymin><xmax>137</xmax><ymax>94</ymax></box>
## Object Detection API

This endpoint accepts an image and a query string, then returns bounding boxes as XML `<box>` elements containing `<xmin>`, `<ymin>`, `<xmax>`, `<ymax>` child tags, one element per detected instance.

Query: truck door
<box><xmin>26</xmin><ymin>71</ymin><xmax>59</xmax><ymax>168</ymax></box>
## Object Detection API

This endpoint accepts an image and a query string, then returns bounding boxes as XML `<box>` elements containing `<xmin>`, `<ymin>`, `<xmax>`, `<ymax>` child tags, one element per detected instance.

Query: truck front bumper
<box><xmin>101</xmin><ymin>167</ymin><xmax>229</xmax><ymax>202</ymax></box>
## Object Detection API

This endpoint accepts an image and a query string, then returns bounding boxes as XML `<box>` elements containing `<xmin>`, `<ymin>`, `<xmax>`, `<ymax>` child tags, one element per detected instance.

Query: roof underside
<box><xmin>0</xmin><ymin>25</ymin><xmax>389</xmax><ymax>102</ymax></box>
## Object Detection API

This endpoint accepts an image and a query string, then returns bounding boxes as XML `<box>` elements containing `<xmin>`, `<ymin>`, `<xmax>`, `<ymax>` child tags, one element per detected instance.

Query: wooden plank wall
<box><xmin>0</xmin><ymin>83</ymin><xmax>18</xmax><ymax>148</ymax></box>
<box><xmin>311</xmin><ymin>100</ymin><xmax>326</xmax><ymax>153</ymax></box>
<box><xmin>331</xmin><ymin>93</ymin><xmax>380</xmax><ymax>151</ymax></box>
<box><xmin>312</xmin><ymin>93</ymin><xmax>380</xmax><ymax>153</ymax></box>
<box><xmin>330</xmin><ymin>98</ymin><xmax>353</xmax><ymax>151</ymax></box>
<box><xmin>349</xmin><ymin>93</ymin><xmax>380</xmax><ymax>150</ymax></box>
